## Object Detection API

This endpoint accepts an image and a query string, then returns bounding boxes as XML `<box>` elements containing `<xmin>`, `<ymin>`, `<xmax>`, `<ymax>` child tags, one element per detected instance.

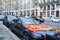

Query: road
<box><xmin>44</xmin><ymin>20</ymin><xmax>60</xmax><ymax>29</ymax></box>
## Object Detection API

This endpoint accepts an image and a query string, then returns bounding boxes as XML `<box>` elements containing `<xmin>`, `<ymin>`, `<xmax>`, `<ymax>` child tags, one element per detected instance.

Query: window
<box><xmin>47</xmin><ymin>5</ymin><xmax>50</xmax><ymax>10</ymax></box>
<box><xmin>20</xmin><ymin>11</ymin><xmax>22</xmax><ymax>16</ymax></box>
<box><xmin>27</xmin><ymin>11</ymin><xmax>30</xmax><ymax>16</ymax></box>
<box><xmin>57</xmin><ymin>4</ymin><xmax>60</xmax><ymax>8</ymax></box>
<box><xmin>51</xmin><ymin>11</ymin><xmax>54</xmax><ymax>15</ymax></box>
<box><xmin>47</xmin><ymin>11</ymin><xmax>50</xmax><ymax>17</ymax></box>
<box><xmin>51</xmin><ymin>5</ymin><xmax>55</xmax><ymax>10</ymax></box>
<box><xmin>32</xmin><ymin>10</ymin><xmax>34</xmax><ymax>16</ymax></box>
<box><xmin>44</xmin><ymin>6</ymin><xmax>46</xmax><ymax>10</ymax></box>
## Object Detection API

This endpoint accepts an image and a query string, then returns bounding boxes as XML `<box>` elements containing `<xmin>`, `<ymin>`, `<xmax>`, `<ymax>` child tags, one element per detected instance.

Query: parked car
<box><xmin>3</xmin><ymin>15</ymin><xmax>17</xmax><ymax>27</ymax></box>
<box><xmin>54</xmin><ymin>28</ymin><xmax>60</xmax><ymax>35</ymax></box>
<box><xmin>31</xmin><ymin>16</ymin><xmax>44</xmax><ymax>23</ymax></box>
<box><xmin>0</xmin><ymin>15</ymin><xmax>4</xmax><ymax>21</ymax></box>
<box><xmin>51</xmin><ymin>17</ymin><xmax>60</xmax><ymax>22</ymax></box>
<box><xmin>9</xmin><ymin>17</ymin><xmax>60</xmax><ymax>40</ymax></box>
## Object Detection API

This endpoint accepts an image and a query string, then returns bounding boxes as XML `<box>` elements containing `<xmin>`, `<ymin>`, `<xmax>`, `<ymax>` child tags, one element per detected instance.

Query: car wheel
<box><xmin>23</xmin><ymin>33</ymin><xmax>29</xmax><ymax>40</ymax></box>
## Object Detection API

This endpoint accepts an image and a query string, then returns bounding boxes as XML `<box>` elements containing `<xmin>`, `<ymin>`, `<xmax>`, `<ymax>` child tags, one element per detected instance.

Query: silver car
<box><xmin>51</xmin><ymin>17</ymin><xmax>60</xmax><ymax>22</ymax></box>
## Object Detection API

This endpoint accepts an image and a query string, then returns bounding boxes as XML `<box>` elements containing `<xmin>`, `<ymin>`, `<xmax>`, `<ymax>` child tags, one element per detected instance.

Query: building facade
<box><xmin>0</xmin><ymin>0</ymin><xmax>60</xmax><ymax>18</ymax></box>
<box><xmin>0</xmin><ymin>0</ymin><xmax>38</xmax><ymax>17</ymax></box>
<box><xmin>37</xmin><ymin>0</ymin><xmax>60</xmax><ymax>18</ymax></box>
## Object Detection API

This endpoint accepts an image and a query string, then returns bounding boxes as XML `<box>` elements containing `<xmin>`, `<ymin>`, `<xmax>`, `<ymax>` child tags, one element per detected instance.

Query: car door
<box><xmin>13</xmin><ymin>19</ymin><xmax>25</xmax><ymax>36</ymax></box>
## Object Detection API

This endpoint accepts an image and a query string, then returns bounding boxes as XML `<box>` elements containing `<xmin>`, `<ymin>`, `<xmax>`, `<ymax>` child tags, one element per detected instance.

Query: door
<box><xmin>40</xmin><ymin>12</ymin><xmax>42</xmax><ymax>18</ymax></box>
<box><xmin>56</xmin><ymin>11</ymin><xmax>59</xmax><ymax>17</ymax></box>
<box><xmin>36</xmin><ymin>12</ymin><xmax>38</xmax><ymax>16</ymax></box>
<box><xmin>12</xmin><ymin>19</ymin><xmax>24</xmax><ymax>36</ymax></box>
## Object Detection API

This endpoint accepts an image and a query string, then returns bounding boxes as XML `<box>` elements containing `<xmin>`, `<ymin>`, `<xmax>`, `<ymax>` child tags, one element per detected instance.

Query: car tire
<box><xmin>23</xmin><ymin>33</ymin><xmax>29</xmax><ymax>40</ymax></box>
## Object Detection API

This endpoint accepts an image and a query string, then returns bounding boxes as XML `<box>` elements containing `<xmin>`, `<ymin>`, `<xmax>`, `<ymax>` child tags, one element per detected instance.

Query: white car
<box><xmin>51</xmin><ymin>17</ymin><xmax>60</xmax><ymax>22</ymax></box>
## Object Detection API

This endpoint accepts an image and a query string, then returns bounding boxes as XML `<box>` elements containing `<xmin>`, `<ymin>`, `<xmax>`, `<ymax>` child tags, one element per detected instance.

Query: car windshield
<box><xmin>20</xmin><ymin>18</ymin><xmax>40</xmax><ymax>25</ymax></box>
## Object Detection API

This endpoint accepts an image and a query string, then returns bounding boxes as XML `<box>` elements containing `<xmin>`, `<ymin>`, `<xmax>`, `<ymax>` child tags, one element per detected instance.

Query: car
<box><xmin>54</xmin><ymin>28</ymin><xmax>60</xmax><ymax>35</ymax></box>
<box><xmin>3</xmin><ymin>15</ymin><xmax>17</xmax><ymax>27</ymax></box>
<box><xmin>51</xmin><ymin>17</ymin><xmax>60</xmax><ymax>23</ymax></box>
<box><xmin>45</xmin><ymin>28</ymin><xmax>60</xmax><ymax>40</ymax></box>
<box><xmin>9</xmin><ymin>17</ymin><xmax>60</xmax><ymax>40</ymax></box>
<box><xmin>0</xmin><ymin>15</ymin><xmax>4</xmax><ymax>21</ymax></box>
<box><xmin>31</xmin><ymin>16</ymin><xmax>44</xmax><ymax>23</ymax></box>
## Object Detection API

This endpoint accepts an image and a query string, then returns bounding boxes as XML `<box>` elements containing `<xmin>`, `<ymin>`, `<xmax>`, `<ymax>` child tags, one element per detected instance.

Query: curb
<box><xmin>3</xmin><ymin>25</ymin><xmax>20</xmax><ymax>40</ymax></box>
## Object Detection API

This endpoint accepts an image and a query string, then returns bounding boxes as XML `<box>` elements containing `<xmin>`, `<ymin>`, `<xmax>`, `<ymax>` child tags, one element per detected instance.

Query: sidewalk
<box><xmin>0</xmin><ymin>21</ymin><xmax>20</xmax><ymax>40</ymax></box>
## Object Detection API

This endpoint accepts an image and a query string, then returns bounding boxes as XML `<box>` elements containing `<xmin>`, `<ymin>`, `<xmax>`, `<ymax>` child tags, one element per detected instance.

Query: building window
<box><xmin>51</xmin><ymin>11</ymin><xmax>54</xmax><ymax>15</ymax></box>
<box><xmin>51</xmin><ymin>5</ymin><xmax>55</xmax><ymax>10</ymax></box>
<box><xmin>43</xmin><ymin>12</ymin><xmax>46</xmax><ymax>17</ymax></box>
<box><xmin>57</xmin><ymin>4</ymin><xmax>60</xmax><ymax>8</ymax></box>
<box><xmin>44</xmin><ymin>6</ymin><xmax>46</xmax><ymax>10</ymax></box>
<box><xmin>47</xmin><ymin>5</ymin><xmax>50</xmax><ymax>10</ymax></box>
<box><xmin>12</xmin><ymin>12</ymin><xmax>13</xmax><ymax>15</ymax></box>
<box><xmin>32</xmin><ymin>10</ymin><xmax>34</xmax><ymax>16</ymax></box>
<box><xmin>47</xmin><ymin>11</ymin><xmax>50</xmax><ymax>17</ymax></box>
<box><xmin>27</xmin><ymin>11</ymin><xmax>30</xmax><ymax>16</ymax></box>
<box><xmin>20</xmin><ymin>11</ymin><xmax>22</xmax><ymax>16</ymax></box>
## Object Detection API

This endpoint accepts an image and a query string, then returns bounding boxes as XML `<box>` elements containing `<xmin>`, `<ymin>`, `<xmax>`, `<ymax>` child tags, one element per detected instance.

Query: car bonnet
<box><xmin>25</xmin><ymin>24</ymin><xmax>52</xmax><ymax>33</ymax></box>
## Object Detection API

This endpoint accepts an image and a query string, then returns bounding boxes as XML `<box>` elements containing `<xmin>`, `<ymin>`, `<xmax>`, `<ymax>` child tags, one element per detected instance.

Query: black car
<box><xmin>31</xmin><ymin>16</ymin><xmax>44</xmax><ymax>23</ymax></box>
<box><xmin>9</xmin><ymin>17</ymin><xmax>57</xmax><ymax>40</ymax></box>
